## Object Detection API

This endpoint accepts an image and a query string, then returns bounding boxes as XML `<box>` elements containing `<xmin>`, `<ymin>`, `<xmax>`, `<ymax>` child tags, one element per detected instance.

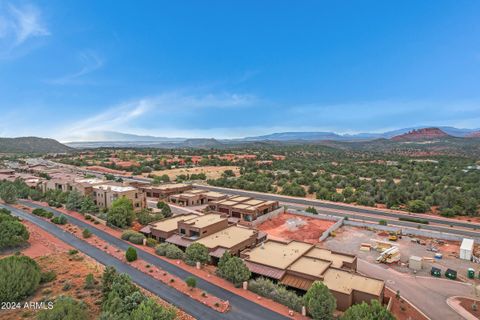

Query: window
<box><xmin>180</xmin><ymin>228</ymin><xmax>186</xmax><ymax>235</ymax></box>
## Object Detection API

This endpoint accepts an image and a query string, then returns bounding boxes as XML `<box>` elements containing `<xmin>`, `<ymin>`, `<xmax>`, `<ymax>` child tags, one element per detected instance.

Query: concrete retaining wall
<box><xmin>319</xmin><ymin>217</ymin><xmax>345</xmax><ymax>241</ymax></box>
<box><xmin>242</xmin><ymin>207</ymin><xmax>285</xmax><ymax>227</ymax></box>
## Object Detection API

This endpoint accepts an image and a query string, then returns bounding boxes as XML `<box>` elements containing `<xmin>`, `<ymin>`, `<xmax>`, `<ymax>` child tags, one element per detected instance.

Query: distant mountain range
<box><xmin>2</xmin><ymin>126</ymin><xmax>480</xmax><ymax>154</ymax></box>
<box><xmin>63</xmin><ymin>126</ymin><xmax>480</xmax><ymax>148</ymax></box>
<box><xmin>0</xmin><ymin>137</ymin><xmax>73</xmax><ymax>153</ymax></box>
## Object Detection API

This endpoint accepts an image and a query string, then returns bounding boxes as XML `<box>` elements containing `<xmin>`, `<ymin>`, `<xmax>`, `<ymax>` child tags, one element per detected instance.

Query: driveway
<box><xmin>358</xmin><ymin>259</ymin><xmax>474</xmax><ymax>320</ymax></box>
<box><xmin>11</xmin><ymin>201</ymin><xmax>289</xmax><ymax>320</ymax></box>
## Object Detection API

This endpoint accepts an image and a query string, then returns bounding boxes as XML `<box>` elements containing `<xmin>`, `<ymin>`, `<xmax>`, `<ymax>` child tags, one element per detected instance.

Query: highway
<box><xmin>194</xmin><ymin>184</ymin><xmax>480</xmax><ymax>240</ymax></box>
<box><xmin>4</xmin><ymin>202</ymin><xmax>289</xmax><ymax>320</ymax></box>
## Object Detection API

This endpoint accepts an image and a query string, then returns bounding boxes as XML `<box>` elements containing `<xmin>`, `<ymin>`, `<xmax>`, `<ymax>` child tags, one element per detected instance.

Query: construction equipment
<box><xmin>388</xmin><ymin>234</ymin><xmax>398</xmax><ymax>242</ymax></box>
<box><xmin>376</xmin><ymin>246</ymin><xmax>401</xmax><ymax>264</ymax></box>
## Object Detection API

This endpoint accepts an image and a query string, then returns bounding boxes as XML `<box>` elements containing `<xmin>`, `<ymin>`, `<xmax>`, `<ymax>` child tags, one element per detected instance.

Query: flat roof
<box><xmin>323</xmin><ymin>268</ymin><xmax>384</xmax><ymax>296</ymax></box>
<box><xmin>244</xmin><ymin>240</ymin><xmax>313</xmax><ymax>270</ymax></box>
<box><xmin>305</xmin><ymin>247</ymin><xmax>356</xmax><ymax>268</ymax></box>
<box><xmin>204</xmin><ymin>191</ymin><xmax>226</xmax><ymax>197</ymax></box>
<box><xmin>196</xmin><ymin>226</ymin><xmax>256</xmax><ymax>249</ymax></box>
<box><xmin>147</xmin><ymin>183</ymin><xmax>190</xmax><ymax>190</ymax></box>
<box><xmin>181</xmin><ymin>214</ymin><xmax>225</xmax><ymax>228</ymax></box>
<box><xmin>75</xmin><ymin>178</ymin><xmax>105</xmax><ymax>184</ymax></box>
<box><xmin>461</xmin><ymin>238</ymin><xmax>474</xmax><ymax>251</ymax></box>
<box><xmin>93</xmin><ymin>184</ymin><xmax>137</xmax><ymax>192</ymax></box>
<box><xmin>288</xmin><ymin>256</ymin><xmax>331</xmax><ymax>277</ymax></box>
<box><xmin>244</xmin><ymin>199</ymin><xmax>263</xmax><ymax>205</ymax></box>
<box><xmin>151</xmin><ymin>214</ymin><xmax>199</xmax><ymax>232</ymax></box>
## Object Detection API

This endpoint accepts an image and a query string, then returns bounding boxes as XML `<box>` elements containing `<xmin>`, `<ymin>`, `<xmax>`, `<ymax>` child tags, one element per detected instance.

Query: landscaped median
<box><xmin>20</xmin><ymin>200</ymin><xmax>310</xmax><ymax>320</ymax></box>
<box><xmin>14</xmin><ymin>202</ymin><xmax>230</xmax><ymax>314</ymax></box>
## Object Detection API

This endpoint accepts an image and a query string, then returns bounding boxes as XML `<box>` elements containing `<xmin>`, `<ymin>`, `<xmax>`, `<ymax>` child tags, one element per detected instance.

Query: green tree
<box><xmin>130</xmin><ymin>298</ymin><xmax>176</xmax><ymax>320</ymax></box>
<box><xmin>407</xmin><ymin>199</ymin><xmax>429</xmax><ymax>213</ymax></box>
<box><xmin>0</xmin><ymin>183</ymin><xmax>17</xmax><ymax>204</ymax></box>
<box><xmin>184</xmin><ymin>243</ymin><xmax>209</xmax><ymax>266</ymax></box>
<box><xmin>217</xmin><ymin>253</ymin><xmax>251</xmax><ymax>285</ymax></box>
<box><xmin>185</xmin><ymin>276</ymin><xmax>197</xmax><ymax>290</ymax></box>
<box><xmin>0</xmin><ymin>255</ymin><xmax>41</xmax><ymax>302</ymax></box>
<box><xmin>341</xmin><ymin>300</ymin><xmax>395</xmax><ymax>320</ymax></box>
<box><xmin>107</xmin><ymin>198</ymin><xmax>135</xmax><ymax>228</ymax></box>
<box><xmin>304</xmin><ymin>281</ymin><xmax>336</xmax><ymax>320</ymax></box>
<box><xmin>37</xmin><ymin>296</ymin><xmax>89</xmax><ymax>320</ymax></box>
<box><xmin>126</xmin><ymin>247</ymin><xmax>138</xmax><ymax>262</ymax></box>
<box><xmin>66</xmin><ymin>191</ymin><xmax>83</xmax><ymax>211</ymax></box>
<box><xmin>80</xmin><ymin>196</ymin><xmax>98</xmax><ymax>214</ymax></box>
<box><xmin>0</xmin><ymin>219</ymin><xmax>29</xmax><ymax>249</ymax></box>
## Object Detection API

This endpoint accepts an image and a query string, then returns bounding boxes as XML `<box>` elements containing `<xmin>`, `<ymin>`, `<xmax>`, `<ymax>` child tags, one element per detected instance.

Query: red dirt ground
<box><xmin>258</xmin><ymin>212</ymin><xmax>335</xmax><ymax>243</ymax></box>
<box><xmin>458</xmin><ymin>297</ymin><xmax>480</xmax><ymax>319</ymax></box>
<box><xmin>385</xmin><ymin>288</ymin><xmax>429</xmax><ymax>320</ymax></box>
<box><xmin>20</xmin><ymin>220</ymin><xmax>73</xmax><ymax>258</ymax></box>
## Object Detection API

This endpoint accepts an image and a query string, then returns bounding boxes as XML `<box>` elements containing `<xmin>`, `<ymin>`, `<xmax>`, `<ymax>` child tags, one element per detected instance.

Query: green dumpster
<box><xmin>468</xmin><ymin>268</ymin><xmax>475</xmax><ymax>279</ymax></box>
<box><xmin>445</xmin><ymin>268</ymin><xmax>457</xmax><ymax>280</ymax></box>
<box><xmin>431</xmin><ymin>267</ymin><xmax>441</xmax><ymax>277</ymax></box>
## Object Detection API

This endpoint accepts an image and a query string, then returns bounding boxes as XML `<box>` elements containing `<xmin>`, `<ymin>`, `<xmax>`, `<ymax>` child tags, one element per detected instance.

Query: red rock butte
<box><xmin>391</xmin><ymin>127</ymin><xmax>449</xmax><ymax>141</ymax></box>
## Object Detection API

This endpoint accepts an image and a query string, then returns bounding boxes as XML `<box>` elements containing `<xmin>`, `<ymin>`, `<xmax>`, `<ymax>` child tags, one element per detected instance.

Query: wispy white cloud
<box><xmin>0</xmin><ymin>2</ymin><xmax>49</xmax><ymax>58</ymax></box>
<box><xmin>59</xmin><ymin>91</ymin><xmax>258</xmax><ymax>141</ymax></box>
<box><xmin>47</xmin><ymin>50</ymin><xmax>104</xmax><ymax>84</ymax></box>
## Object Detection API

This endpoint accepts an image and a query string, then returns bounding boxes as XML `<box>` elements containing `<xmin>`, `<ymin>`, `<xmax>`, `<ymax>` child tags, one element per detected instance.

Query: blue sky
<box><xmin>1</xmin><ymin>1</ymin><xmax>480</xmax><ymax>141</ymax></box>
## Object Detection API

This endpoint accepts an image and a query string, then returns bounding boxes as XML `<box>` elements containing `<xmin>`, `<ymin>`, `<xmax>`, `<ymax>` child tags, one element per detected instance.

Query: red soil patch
<box><xmin>458</xmin><ymin>297</ymin><xmax>480</xmax><ymax>319</ymax></box>
<box><xmin>385</xmin><ymin>288</ymin><xmax>428</xmax><ymax>320</ymax></box>
<box><xmin>85</xmin><ymin>166</ymin><xmax>131</xmax><ymax>175</ymax></box>
<box><xmin>258</xmin><ymin>212</ymin><xmax>335</xmax><ymax>244</ymax></box>
<box><xmin>21</xmin><ymin>221</ymin><xmax>72</xmax><ymax>258</ymax></box>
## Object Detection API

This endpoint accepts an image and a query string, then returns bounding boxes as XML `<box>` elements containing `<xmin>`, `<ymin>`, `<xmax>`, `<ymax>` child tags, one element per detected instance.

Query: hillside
<box><xmin>467</xmin><ymin>131</ymin><xmax>480</xmax><ymax>138</ymax></box>
<box><xmin>391</xmin><ymin>128</ymin><xmax>449</xmax><ymax>141</ymax></box>
<box><xmin>0</xmin><ymin>137</ymin><xmax>73</xmax><ymax>153</ymax></box>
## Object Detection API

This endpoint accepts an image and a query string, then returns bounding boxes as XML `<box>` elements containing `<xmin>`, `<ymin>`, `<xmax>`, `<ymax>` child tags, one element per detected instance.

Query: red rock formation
<box><xmin>466</xmin><ymin>131</ymin><xmax>480</xmax><ymax>138</ymax></box>
<box><xmin>391</xmin><ymin>128</ymin><xmax>449</xmax><ymax>141</ymax></box>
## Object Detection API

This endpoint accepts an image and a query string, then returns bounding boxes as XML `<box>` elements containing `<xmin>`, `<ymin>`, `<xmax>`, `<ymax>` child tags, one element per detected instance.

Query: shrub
<box><xmin>155</xmin><ymin>243</ymin><xmax>169</xmax><ymax>256</ymax></box>
<box><xmin>165</xmin><ymin>245</ymin><xmax>184</xmax><ymax>259</ymax></box>
<box><xmin>84</xmin><ymin>273</ymin><xmax>95</xmax><ymax>289</ymax></box>
<box><xmin>0</xmin><ymin>255</ymin><xmax>41</xmax><ymax>302</ymax></box>
<box><xmin>146</xmin><ymin>238</ymin><xmax>158</xmax><ymax>248</ymax></box>
<box><xmin>378</xmin><ymin>220</ymin><xmax>387</xmax><ymax>226</ymax></box>
<box><xmin>40</xmin><ymin>270</ymin><xmax>57</xmax><ymax>283</ymax></box>
<box><xmin>0</xmin><ymin>219</ymin><xmax>29</xmax><ymax>250</ymax></box>
<box><xmin>341</xmin><ymin>300</ymin><xmax>394</xmax><ymax>320</ymax></box>
<box><xmin>248</xmin><ymin>278</ymin><xmax>303</xmax><ymax>312</ymax></box>
<box><xmin>68</xmin><ymin>249</ymin><xmax>79</xmax><ymax>255</ymax></box>
<box><xmin>126</xmin><ymin>247</ymin><xmax>138</xmax><ymax>262</ymax></box>
<box><xmin>32</xmin><ymin>208</ymin><xmax>54</xmax><ymax>219</ymax></box>
<box><xmin>51</xmin><ymin>215</ymin><xmax>67</xmax><ymax>225</ymax></box>
<box><xmin>121</xmin><ymin>230</ymin><xmax>146</xmax><ymax>244</ymax></box>
<box><xmin>184</xmin><ymin>243</ymin><xmax>209</xmax><ymax>266</ymax></box>
<box><xmin>82</xmin><ymin>228</ymin><xmax>92</xmax><ymax>238</ymax></box>
<box><xmin>305</xmin><ymin>206</ymin><xmax>318</xmax><ymax>214</ymax></box>
<box><xmin>37</xmin><ymin>296</ymin><xmax>89</xmax><ymax>320</ymax></box>
<box><xmin>407</xmin><ymin>200</ymin><xmax>429</xmax><ymax>213</ymax></box>
<box><xmin>185</xmin><ymin>276</ymin><xmax>197</xmax><ymax>290</ymax></box>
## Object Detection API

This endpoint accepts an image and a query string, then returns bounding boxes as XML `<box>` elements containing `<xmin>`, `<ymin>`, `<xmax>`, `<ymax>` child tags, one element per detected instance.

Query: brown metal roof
<box><xmin>281</xmin><ymin>273</ymin><xmax>314</xmax><ymax>291</ymax></box>
<box><xmin>244</xmin><ymin>261</ymin><xmax>285</xmax><ymax>280</ymax></box>
<box><xmin>165</xmin><ymin>234</ymin><xmax>193</xmax><ymax>248</ymax></box>
<box><xmin>209</xmin><ymin>247</ymin><xmax>228</xmax><ymax>258</ymax></box>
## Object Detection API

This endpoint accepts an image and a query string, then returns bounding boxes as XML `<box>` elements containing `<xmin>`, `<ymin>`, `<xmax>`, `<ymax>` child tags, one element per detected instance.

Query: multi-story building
<box><xmin>92</xmin><ymin>184</ymin><xmax>146</xmax><ymax>211</ymax></box>
<box><xmin>141</xmin><ymin>183</ymin><xmax>192</xmax><ymax>199</ymax></box>
<box><xmin>208</xmin><ymin>195</ymin><xmax>279</xmax><ymax>222</ymax></box>
<box><xmin>168</xmin><ymin>189</ymin><xmax>227</xmax><ymax>206</ymax></box>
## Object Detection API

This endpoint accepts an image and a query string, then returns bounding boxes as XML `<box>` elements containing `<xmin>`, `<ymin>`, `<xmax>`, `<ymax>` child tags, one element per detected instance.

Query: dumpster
<box><xmin>445</xmin><ymin>268</ymin><xmax>457</xmax><ymax>280</ymax></box>
<box><xmin>431</xmin><ymin>267</ymin><xmax>441</xmax><ymax>277</ymax></box>
<box><xmin>468</xmin><ymin>268</ymin><xmax>475</xmax><ymax>279</ymax></box>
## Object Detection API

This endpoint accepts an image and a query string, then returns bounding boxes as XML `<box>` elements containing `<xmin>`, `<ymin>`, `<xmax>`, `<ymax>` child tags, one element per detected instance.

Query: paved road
<box><xmin>196</xmin><ymin>185</ymin><xmax>480</xmax><ymax>239</ymax></box>
<box><xmin>14</xmin><ymin>201</ymin><xmax>289</xmax><ymax>320</ymax></box>
<box><xmin>358</xmin><ymin>259</ymin><xmax>473</xmax><ymax>320</ymax></box>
